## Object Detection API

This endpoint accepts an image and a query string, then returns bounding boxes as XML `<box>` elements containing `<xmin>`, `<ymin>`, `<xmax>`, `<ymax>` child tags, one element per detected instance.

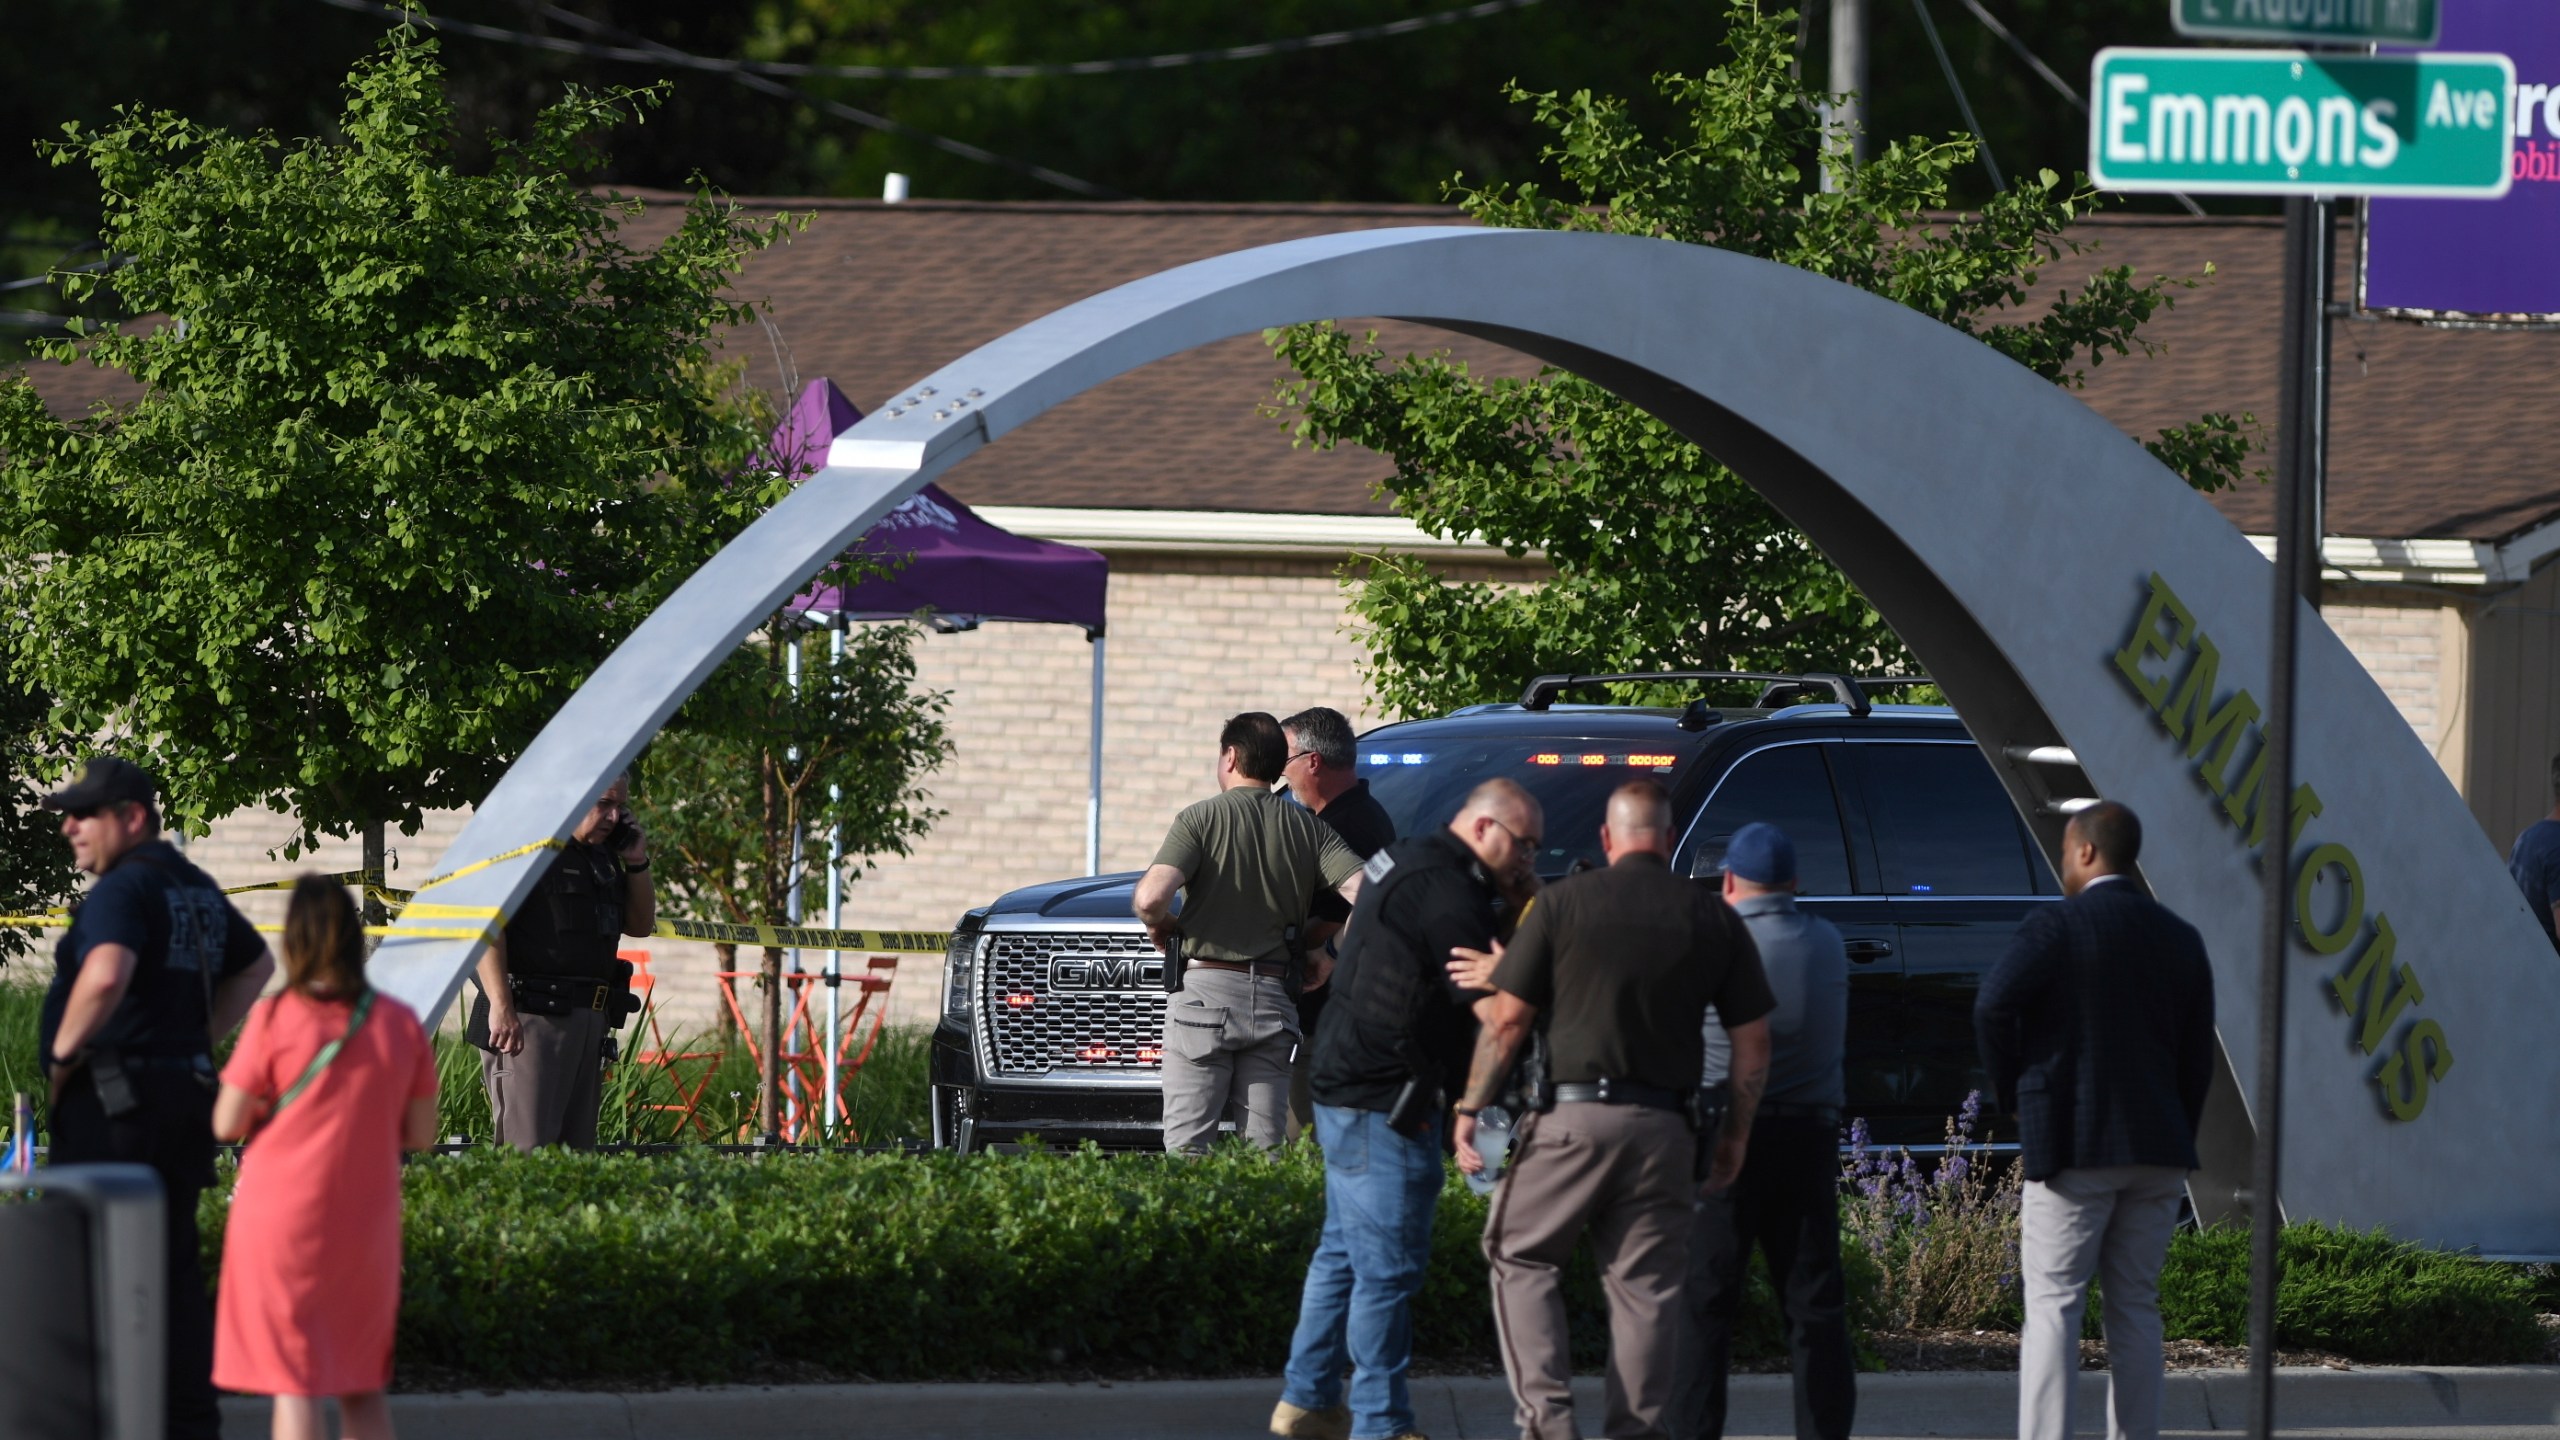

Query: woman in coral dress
<box><xmin>213</xmin><ymin>876</ymin><xmax>438</xmax><ymax>1440</ymax></box>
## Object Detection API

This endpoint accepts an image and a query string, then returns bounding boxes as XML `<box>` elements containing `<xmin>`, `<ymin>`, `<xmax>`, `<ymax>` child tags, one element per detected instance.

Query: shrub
<box><xmin>2160</xmin><ymin>1222</ymin><xmax>2545</xmax><ymax>1364</ymax></box>
<box><xmin>1841</xmin><ymin>1094</ymin><xmax>2023</xmax><ymax>1331</ymax></box>
<box><xmin>180</xmin><ymin>1113</ymin><xmax>2543</xmax><ymax>1385</ymax></box>
<box><xmin>198</xmin><ymin>1143</ymin><xmax>1788</xmax><ymax>1384</ymax></box>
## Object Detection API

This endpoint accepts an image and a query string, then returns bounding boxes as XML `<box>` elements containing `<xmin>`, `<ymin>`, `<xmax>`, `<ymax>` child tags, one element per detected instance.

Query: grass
<box><xmin>0</xmin><ymin>974</ymin><xmax>43</xmax><ymax>1120</ymax></box>
<box><xmin>4</xmin><ymin>971</ymin><xmax>933</xmax><ymax>1150</ymax></box>
<box><xmin>433</xmin><ymin>1007</ymin><xmax>932</xmax><ymax>1147</ymax></box>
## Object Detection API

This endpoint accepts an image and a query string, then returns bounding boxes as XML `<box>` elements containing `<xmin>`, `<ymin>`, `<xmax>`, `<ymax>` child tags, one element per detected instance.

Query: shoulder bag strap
<box><xmin>269</xmin><ymin>989</ymin><xmax>376</xmax><ymax>1120</ymax></box>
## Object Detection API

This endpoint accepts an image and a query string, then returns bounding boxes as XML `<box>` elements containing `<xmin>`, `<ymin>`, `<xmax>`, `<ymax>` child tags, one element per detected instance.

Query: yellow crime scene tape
<box><xmin>648</xmin><ymin>917</ymin><xmax>951</xmax><ymax>953</ymax></box>
<box><xmin>2</xmin><ymin>843</ymin><xmax>948</xmax><ymax>953</ymax></box>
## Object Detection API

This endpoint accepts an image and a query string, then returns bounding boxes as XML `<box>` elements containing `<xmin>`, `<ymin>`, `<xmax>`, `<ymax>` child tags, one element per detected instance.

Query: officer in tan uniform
<box><xmin>1452</xmin><ymin>781</ymin><xmax>1774</xmax><ymax>1440</ymax></box>
<box><xmin>1135</xmin><ymin>712</ymin><xmax>1364</xmax><ymax>1154</ymax></box>
<box><xmin>470</xmin><ymin>774</ymin><xmax>653</xmax><ymax>1149</ymax></box>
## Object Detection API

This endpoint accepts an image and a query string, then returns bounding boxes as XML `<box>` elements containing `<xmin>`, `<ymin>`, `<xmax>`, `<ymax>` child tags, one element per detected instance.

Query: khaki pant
<box><xmin>2018</xmin><ymin>1164</ymin><xmax>2188</xmax><ymax>1440</ymax></box>
<box><xmin>1159</xmin><ymin>966</ymin><xmax>1299</xmax><ymax>1154</ymax></box>
<box><xmin>1485</xmin><ymin>1103</ymin><xmax>1699</xmax><ymax>1440</ymax></box>
<box><xmin>483</xmin><ymin>1006</ymin><xmax>607</xmax><ymax>1150</ymax></box>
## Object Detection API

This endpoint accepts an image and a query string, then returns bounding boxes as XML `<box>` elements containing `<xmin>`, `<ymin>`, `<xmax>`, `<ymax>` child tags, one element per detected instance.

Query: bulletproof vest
<box><xmin>504</xmin><ymin>842</ymin><xmax>627</xmax><ymax>980</ymax></box>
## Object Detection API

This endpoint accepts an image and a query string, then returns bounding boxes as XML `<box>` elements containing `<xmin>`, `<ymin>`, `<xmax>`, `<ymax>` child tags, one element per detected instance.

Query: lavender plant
<box><xmin>1840</xmin><ymin>1091</ymin><xmax>2024</xmax><ymax>1331</ymax></box>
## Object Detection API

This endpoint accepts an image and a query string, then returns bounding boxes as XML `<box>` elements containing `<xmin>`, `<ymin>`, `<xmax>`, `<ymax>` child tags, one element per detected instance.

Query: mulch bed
<box><xmin>1861</xmin><ymin>1330</ymin><xmax>2354</xmax><ymax>1372</ymax></box>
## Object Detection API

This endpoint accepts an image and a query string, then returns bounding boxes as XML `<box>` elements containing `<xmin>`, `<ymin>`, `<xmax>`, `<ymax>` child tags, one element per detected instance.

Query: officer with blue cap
<box><xmin>1674</xmin><ymin>821</ymin><xmax>1855</xmax><ymax>1440</ymax></box>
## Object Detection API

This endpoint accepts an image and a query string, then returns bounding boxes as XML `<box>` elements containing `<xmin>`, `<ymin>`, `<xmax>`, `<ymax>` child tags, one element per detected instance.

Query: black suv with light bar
<box><xmin>930</xmin><ymin>672</ymin><xmax>2086</xmax><ymax>1152</ymax></box>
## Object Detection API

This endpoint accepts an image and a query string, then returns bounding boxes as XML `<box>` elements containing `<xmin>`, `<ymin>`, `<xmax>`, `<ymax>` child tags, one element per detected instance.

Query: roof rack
<box><xmin>1519</xmin><ymin>670</ymin><xmax>1892</xmax><ymax>719</ymax></box>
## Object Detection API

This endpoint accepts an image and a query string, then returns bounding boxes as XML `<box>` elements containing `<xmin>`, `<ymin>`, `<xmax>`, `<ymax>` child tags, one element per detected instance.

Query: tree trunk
<box><xmin>361</xmin><ymin>820</ymin><xmax>386</xmax><ymax>950</ymax></box>
<box><xmin>714</xmin><ymin>942</ymin><xmax>738</xmax><ymax>1043</ymax></box>
<box><xmin>758</xmin><ymin>722</ymin><xmax>787</xmax><ymax>1144</ymax></box>
<box><xmin>758</xmin><ymin>941</ymin><xmax>783</xmax><ymax>1143</ymax></box>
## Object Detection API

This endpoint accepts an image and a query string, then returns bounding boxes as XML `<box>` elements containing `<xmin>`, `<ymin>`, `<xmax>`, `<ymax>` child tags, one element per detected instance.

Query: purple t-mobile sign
<box><xmin>2363</xmin><ymin>1</ymin><xmax>2560</xmax><ymax>321</ymax></box>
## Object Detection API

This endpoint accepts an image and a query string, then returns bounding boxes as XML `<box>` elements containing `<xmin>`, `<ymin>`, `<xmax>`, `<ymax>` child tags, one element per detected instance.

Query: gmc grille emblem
<box><xmin>1047</xmin><ymin>954</ymin><xmax>1164</xmax><ymax>992</ymax></box>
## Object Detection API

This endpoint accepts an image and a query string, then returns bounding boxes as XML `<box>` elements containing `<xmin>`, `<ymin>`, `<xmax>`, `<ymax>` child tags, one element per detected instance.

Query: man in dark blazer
<box><xmin>1975</xmin><ymin>800</ymin><xmax>2215</xmax><ymax>1440</ymax></box>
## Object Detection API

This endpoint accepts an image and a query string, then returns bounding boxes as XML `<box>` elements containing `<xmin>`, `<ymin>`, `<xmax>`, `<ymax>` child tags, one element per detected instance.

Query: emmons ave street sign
<box><xmin>2174</xmin><ymin>0</ymin><xmax>2440</xmax><ymax>48</ymax></box>
<box><xmin>2091</xmin><ymin>49</ymin><xmax>2513</xmax><ymax>197</ymax></box>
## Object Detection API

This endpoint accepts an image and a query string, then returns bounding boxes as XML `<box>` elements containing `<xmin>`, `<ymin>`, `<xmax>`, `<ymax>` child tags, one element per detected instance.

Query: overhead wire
<box><xmin>1950</xmin><ymin>0</ymin><xmax>2206</xmax><ymax>216</ymax></box>
<box><xmin>1909</xmin><ymin>0</ymin><xmax>2005</xmax><ymax>194</ymax></box>
<box><xmin>314</xmin><ymin>0</ymin><xmax>1545</xmax><ymax>81</ymax></box>
<box><xmin>522</xmin><ymin>1</ymin><xmax>1123</xmax><ymax>198</ymax></box>
<box><xmin>314</xmin><ymin>0</ymin><xmax>1118</xmax><ymax>197</ymax></box>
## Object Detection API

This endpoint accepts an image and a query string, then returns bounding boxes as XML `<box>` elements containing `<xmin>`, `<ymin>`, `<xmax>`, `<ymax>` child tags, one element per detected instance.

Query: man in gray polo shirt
<box><xmin>1674</xmin><ymin>821</ymin><xmax>1854</xmax><ymax>1440</ymax></box>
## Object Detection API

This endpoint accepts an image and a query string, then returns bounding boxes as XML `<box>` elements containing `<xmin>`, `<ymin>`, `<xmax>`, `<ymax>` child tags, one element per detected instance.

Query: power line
<box><xmin>1950</xmin><ymin>0</ymin><xmax>2206</xmax><ymax>216</ymax></box>
<box><xmin>1910</xmin><ymin>0</ymin><xmax>2004</xmax><ymax>193</ymax></box>
<box><xmin>319</xmin><ymin>0</ymin><xmax>1544</xmax><ymax>82</ymax></box>
<box><xmin>521</xmin><ymin>2</ymin><xmax>1122</xmax><ymax>198</ymax></box>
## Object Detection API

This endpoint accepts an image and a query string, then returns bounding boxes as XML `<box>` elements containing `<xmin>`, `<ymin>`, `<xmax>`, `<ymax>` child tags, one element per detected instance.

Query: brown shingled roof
<box><xmin>18</xmin><ymin>200</ymin><xmax>2557</xmax><ymax>541</ymax></box>
<box><xmin>2067</xmin><ymin>212</ymin><xmax>2560</xmax><ymax>545</ymax></box>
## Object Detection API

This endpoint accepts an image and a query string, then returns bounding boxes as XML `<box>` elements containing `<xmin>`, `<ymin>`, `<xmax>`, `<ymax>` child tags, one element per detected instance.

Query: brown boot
<box><xmin>1268</xmin><ymin>1398</ymin><xmax>1351</xmax><ymax>1440</ymax></box>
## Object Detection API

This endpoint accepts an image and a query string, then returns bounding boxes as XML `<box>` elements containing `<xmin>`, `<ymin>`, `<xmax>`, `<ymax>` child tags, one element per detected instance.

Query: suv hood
<box><xmin>984</xmin><ymin>870</ymin><xmax>1147</xmax><ymax>921</ymax></box>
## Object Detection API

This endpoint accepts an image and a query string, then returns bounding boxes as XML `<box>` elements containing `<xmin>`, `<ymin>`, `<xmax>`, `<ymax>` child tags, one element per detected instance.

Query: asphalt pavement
<box><xmin>215</xmin><ymin>1366</ymin><xmax>2560</xmax><ymax>1438</ymax></box>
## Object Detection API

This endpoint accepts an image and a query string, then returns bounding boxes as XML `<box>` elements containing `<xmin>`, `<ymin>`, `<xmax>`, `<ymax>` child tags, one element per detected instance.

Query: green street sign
<box><xmin>2173</xmin><ymin>0</ymin><xmax>2440</xmax><ymax>47</ymax></box>
<box><xmin>2090</xmin><ymin>49</ymin><xmax>2514</xmax><ymax>197</ymax></box>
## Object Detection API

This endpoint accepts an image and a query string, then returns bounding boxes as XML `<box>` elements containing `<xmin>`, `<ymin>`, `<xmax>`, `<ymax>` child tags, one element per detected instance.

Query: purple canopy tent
<box><xmin>770</xmin><ymin>378</ymin><xmax>1114</xmax><ymax>874</ymax></box>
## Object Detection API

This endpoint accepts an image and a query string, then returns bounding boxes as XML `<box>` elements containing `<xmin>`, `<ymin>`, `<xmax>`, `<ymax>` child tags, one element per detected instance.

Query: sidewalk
<box><xmin>218</xmin><ymin>1366</ymin><xmax>2560</xmax><ymax>1438</ymax></box>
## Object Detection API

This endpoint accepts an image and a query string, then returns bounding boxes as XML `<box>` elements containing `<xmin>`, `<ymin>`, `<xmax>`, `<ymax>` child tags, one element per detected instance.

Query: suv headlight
<box><xmin>943</xmin><ymin>914</ymin><xmax>988</xmax><ymax>1016</ymax></box>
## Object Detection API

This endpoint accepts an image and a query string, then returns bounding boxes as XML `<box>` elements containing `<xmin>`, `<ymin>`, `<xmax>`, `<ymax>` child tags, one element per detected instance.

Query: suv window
<box><xmin>1684</xmin><ymin>743</ymin><xmax>1855</xmax><ymax>896</ymax></box>
<box><xmin>1862</xmin><ymin>743</ymin><xmax>2035</xmax><ymax>896</ymax></box>
<box><xmin>1362</xmin><ymin>739</ymin><xmax>1688</xmax><ymax>876</ymax></box>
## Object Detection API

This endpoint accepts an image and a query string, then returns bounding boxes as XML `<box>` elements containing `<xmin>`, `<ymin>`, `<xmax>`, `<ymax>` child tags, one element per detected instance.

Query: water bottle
<box><xmin>1465</xmin><ymin>1104</ymin><xmax>1515</xmax><ymax>1196</ymax></box>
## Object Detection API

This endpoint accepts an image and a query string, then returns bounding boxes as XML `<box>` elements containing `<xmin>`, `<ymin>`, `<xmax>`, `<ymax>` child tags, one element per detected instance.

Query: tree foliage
<box><xmin>0</xmin><ymin>28</ymin><xmax>796</xmax><ymax>851</ymax></box>
<box><xmin>634</xmin><ymin>615</ymin><xmax>950</xmax><ymax>1133</ymax></box>
<box><xmin>637</xmin><ymin>618</ymin><xmax>952</xmax><ymax>939</ymax></box>
<box><xmin>0</xmin><ymin>681</ymin><xmax>78</xmax><ymax>962</ymax></box>
<box><xmin>1270</xmin><ymin>1</ymin><xmax>2261</xmax><ymax>718</ymax></box>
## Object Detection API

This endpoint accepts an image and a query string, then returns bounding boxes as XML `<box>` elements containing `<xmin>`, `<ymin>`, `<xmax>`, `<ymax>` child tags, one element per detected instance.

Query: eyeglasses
<box><xmin>1490</xmin><ymin>818</ymin><xmax>1542</xmax><ymax>853</ymax></box>
<box><xmin>62</xmin><ymin>806</ymin><xmax>100</xmax><ymax>822</ymax></box>
<box><xmin>1283</xmin><ymin>750</ymin><xmax>1317</xmax><ymax>769</ymax></box>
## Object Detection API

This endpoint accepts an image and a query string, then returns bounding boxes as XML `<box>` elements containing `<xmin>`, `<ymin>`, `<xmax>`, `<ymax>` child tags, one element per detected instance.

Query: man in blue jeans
<box><xmin>1273</xmin><ymin>779</ymin><xmax>1543</xmax><ymax>1440</ymax></box>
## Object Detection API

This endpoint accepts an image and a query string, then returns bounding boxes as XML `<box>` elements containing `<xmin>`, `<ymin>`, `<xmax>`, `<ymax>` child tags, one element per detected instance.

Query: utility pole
<box><xmin>2246</xmin><ymin>189</ymin><xmax>2332</xmax><ymax>1440</ymax></box>
<box><xmin>1826</xmin><ymin>0</ymin><xmax>1870</xmax><ymax>188</ymax></box>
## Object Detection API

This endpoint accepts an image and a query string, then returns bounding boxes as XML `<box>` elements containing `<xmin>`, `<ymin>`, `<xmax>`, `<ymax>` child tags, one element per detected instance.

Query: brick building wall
<box><xmin>2319</xmin><ymin>594</ymin><xmax>2467</xmax><ymax>779</ymax></box>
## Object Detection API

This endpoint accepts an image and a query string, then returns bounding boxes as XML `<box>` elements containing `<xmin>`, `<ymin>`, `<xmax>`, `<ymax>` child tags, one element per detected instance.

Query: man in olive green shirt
<box><xmin>1135</xmin><ymin>712</ymin><xmax>1365</xmax><ymax>1153</ymax></box>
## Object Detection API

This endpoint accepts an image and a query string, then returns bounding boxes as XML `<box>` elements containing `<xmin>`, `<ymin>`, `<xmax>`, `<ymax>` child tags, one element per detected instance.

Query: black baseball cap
<box><xmin>42</xmin><ymin>756</ymin><xmax>160</xmax><ymax>813</ymax></box>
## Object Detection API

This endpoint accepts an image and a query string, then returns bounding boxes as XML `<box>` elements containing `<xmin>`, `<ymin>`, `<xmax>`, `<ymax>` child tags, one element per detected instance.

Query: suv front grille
<box><xmin>980</xmin><ymin>931</ymin><xmax>1169</xmax><ymax>1076</ymax></box>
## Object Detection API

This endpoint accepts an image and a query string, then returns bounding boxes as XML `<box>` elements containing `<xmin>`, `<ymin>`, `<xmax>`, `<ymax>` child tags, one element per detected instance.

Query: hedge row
<box><xmin>196</xmin><ymin>1147</ymin><xmax>2541</xmax><ymax>1385</ymax></box>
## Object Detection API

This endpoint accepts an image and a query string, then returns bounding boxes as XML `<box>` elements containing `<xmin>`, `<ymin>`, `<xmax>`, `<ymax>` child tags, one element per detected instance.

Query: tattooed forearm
<box><xmin>1460</xmin><ymin>992</ymin><xmax>1534</xmax><ymax>1110</ymax></box>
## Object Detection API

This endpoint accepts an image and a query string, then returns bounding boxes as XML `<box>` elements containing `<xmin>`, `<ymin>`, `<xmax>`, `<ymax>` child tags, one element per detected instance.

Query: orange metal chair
<box><xmin>624</xmin><ymin>949</ymin><xmax>724</xmax><ymax>1140</ymax></box>
<box><xmin>718</xmin><ymin>956</ymin><xmax>900</xmax><ymax>1143</ymax></box>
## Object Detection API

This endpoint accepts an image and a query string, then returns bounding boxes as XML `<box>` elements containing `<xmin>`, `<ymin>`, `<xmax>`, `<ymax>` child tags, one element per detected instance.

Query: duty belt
<box><xmin>516</xmin><ymin>973</ymin><xmax>615</xmax><ymax>1012</ymax></box>
<box><xmin>117</xmin><ymin>1053</ymin><xmax>216</xmax><ymax>1075</ymax></box>
<box><xmin>1190</xmin><ymin>958</ymin><xmax>1292</xmax><ymax>980</ymax></box>
<box><xmin>1552</xmin><ymin>1079</ymin><xmax>1688</xmax><ymax>1111</ymax></box>
<box><xmin>1755</xmin><ymin>1101</ymin><xmax>1842</xmax><ymax>1123</ymax></box>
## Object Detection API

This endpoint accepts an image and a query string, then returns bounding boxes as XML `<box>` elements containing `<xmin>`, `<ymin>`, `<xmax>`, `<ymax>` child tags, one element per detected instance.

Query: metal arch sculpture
<box><xmin>372</xmin><ymin>227</ymin><xmax>2560</xmax><ymax>1255</ymax></box>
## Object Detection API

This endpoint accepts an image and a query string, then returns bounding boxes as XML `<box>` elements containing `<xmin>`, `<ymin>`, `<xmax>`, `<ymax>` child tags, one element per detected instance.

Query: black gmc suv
<box><xmin>930</xmin><ymin>673</ymin><xmax>2078</xmax><ymax>1152</ymax></box>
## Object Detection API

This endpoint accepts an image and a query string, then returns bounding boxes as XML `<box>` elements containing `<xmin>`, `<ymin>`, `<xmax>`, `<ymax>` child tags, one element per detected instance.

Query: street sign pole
<box><xmin>2250</xmin><ymin>188</ymin><xmax>2332</xmax><ymax>1440</ymax></box>
<box><xmin>2090</xmin><ymin>43</ymin><xmax>2508</xmax><ymax>1435</ymax></box>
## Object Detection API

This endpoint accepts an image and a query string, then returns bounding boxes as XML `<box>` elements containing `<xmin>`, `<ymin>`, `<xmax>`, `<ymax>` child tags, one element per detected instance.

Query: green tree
<box><xmin>0</xmin><ymin>28</ymin><xmax>796</xmax><ymax>868</ymax></box>
<box><xmin>1269</xmin><ymin>1</ymin><xmax>2260</xmax><ymax>718</ymax></box>
<box><xmin>0</xmin><ymin>682</ymin><xmax>78</xmax><ymax>963</ymax></box>
<box><xmin>636</xmin><ymin>616</ymin><xmax>950</xmax><ymax>1141</ymax></box>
